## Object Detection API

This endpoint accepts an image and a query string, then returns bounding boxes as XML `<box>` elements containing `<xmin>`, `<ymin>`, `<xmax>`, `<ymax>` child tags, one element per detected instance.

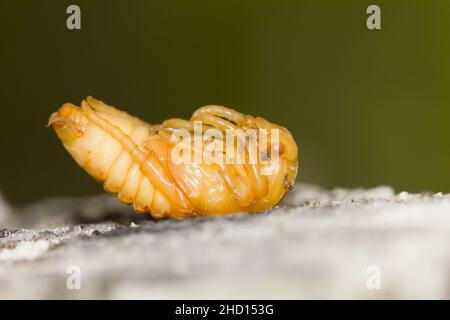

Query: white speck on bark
<box><xmin>0</xmin><ymin>240</ymin><xmax>51</xmax><ymax>262</ymax></box>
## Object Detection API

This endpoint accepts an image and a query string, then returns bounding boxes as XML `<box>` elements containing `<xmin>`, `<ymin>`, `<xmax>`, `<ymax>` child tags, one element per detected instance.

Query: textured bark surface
<box><xmin>0</xmin><ymin>184</ymin><xmax>449</xmax><ymax>299</ymax></box>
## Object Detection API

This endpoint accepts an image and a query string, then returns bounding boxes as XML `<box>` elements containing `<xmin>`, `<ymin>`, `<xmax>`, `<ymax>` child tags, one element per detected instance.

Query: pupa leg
<box><xmin>191</xmin><ymin>107</ymin><xmax>269</xmax><ymax>201</ymax></box>
<box><xmin>192</xmin><ymin>105</ymin><xmax>245</xmax><ymax>125</ymax></box>
<box><xmin>191</xmin><ymin>114</ymin><xmax>238</xmax><ymax>131</ymax></box>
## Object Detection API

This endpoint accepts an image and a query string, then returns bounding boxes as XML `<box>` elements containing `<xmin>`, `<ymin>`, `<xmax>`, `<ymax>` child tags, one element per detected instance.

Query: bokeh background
<box><xmin>0</xmin><ymin>0</ymin><xmax>449</xmax><ymax>205</ymax></box>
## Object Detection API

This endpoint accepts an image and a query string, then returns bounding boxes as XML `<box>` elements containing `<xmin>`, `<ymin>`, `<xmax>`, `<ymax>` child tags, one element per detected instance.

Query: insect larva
<box><xmin>49</xmin><ymin>97</ymin><xmax>298</xmax><ymax>218</ymax></box>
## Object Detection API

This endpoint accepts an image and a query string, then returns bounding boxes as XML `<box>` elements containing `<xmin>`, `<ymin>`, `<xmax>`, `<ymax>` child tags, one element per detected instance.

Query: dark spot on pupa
<box><xmin>283</xmin><ymin>175</ymin><xmax>293</xmax><ymax>191</ymax></box>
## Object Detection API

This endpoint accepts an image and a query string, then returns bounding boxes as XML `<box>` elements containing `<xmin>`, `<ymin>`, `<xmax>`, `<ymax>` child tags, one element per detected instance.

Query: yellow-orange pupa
<box><xmin>49</xmin><ymin>97</ymin><xmax>298</xmax><ymax>218</ymax></box>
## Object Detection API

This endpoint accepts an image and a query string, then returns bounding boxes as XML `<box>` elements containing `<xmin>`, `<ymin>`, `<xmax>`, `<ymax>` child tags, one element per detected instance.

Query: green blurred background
<box><xmin>0</xmin><ymin>0</ymin><xmax>449</xmax><ymax>204</ymax></box>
